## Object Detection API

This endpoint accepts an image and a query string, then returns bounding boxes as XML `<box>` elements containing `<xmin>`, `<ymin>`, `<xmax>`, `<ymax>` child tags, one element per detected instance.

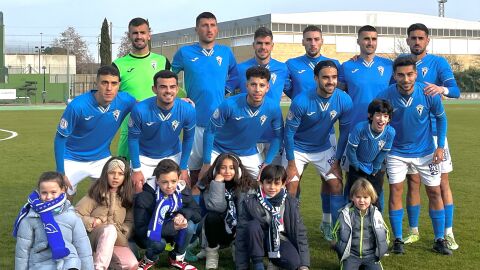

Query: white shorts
<box><xmin>138</xmin><ymin>152</ymin><xmax>181</xmax><ymax>179</ymax></box>
<box><xmin>329</xmin><ymin>133</ymin><xmax>337</xmax><ymax>153</ymax></box>
<box><xmin>407</xmin><ymin>136</ymin><xmax>453</xmax><ymax>174</ymax></box>
<box><xmin>257</xmin><ymin>142</ymin><xmax>283</xmax><ymax>166</ymax></box>
<box><xmin>64</xmin><ymin>156</ymin><xmax>111</xmax><ymax>195</ymax></box>
<box><xmin>211</xmin><ymin>151</ymin><xmax>263</xmax><ymax>179</ymax></box>
<box><xmin>386</xmin><ymin>154</ymin><xmax>441</xmax><ymax>186</ymax></box>
<box><xmin>282</xmin><ymin>147</ymin><xmax>337</xmax><ymax>181</ymax></box>
<box><xmin>188</xmin><ymin>127</ymin><xmax>205</xmax><ymax>170</ymax></box>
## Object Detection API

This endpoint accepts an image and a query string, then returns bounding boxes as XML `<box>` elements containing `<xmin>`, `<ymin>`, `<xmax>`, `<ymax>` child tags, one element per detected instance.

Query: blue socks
<box><xmin>429</xmin><ymin>208</ymin><xmax>446</xmax><ymax>240</ymax></box>
<box><xmin>321</xmin><ymin>193</ymin><xmax>330</xmax><ymax>215</ymax></box>
<box><xmin>444</xmin><ymin>204</ymin><xmax>454</xmax><ymax>229</ymax></box>
<box><xmin>407</xmin><ymin>204</ymin><xmax>420</xmax><ymax>228</ymax></box>
<box><xmin>389</xmin><ymin>208</ymin><xmax>404</xmax><ymax>239</ymax></box>
<box><xmin>330</xmin><ymin>194</ymin><xmax>345</xmax><ymax>225</ymax></box>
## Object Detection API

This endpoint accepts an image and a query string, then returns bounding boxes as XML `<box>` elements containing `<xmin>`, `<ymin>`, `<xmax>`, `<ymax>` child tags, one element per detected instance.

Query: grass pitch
<box><xmin>0</xmin><ymin>103</ymin><xmax>479</xmax><ymax>269</ymax></box>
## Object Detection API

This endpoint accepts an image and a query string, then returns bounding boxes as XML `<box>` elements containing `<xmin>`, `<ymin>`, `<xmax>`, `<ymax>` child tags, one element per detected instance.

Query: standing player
<box><xmin>172</xmin><ymin>12</ymin><xmax>238</xmax><ymax>194</ymax></box>
<box><xmin>128</xmin><ymin>70</ymin><xmax>196</xmax><ymax>193</ymax></box>
<box><xmin>114</xmin><ymin>17</ymin><xmax>171</xmax><ymax>159</ymax></box>
<box><xmin>403</xmin><ymin>23</ymin><xmax>460</xmax><ymax>250</ymax></box>
<box><xmin>377</xmin><ymin>56</ymin><xmax>451</xmax><ymax>255</ymax></box>
<box><xmin>54</xmin><ymin>65</ymin><xmax>136</xmax><ymax>197</ymax></box>
<box><xmin>228</xmin><ymin>26</ymin><xmax>289</xmax><ymax>164</ymax></box>
<box><xmin>201</xmin><ymin>66</ymin><xmax>283</xmax><ymax>179</ymax></box>
<box><xmin>284</xmin><ymin>60</ymin><xmax>353</xmax><ymax>240</ymax></box>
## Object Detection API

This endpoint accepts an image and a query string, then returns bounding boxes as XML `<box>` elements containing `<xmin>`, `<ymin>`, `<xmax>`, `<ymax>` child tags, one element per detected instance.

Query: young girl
<box><xmin>235</xmin><ymin>165</ymin><xmax>310</xmax><ymax>270</ymax></box>
<box><xmin>197</xmin><ymin>153</ymin><xmax>254</xmax><ymax>269</ymax></box>
<box><xmin>75</xmin><ymin>157</ymin><xmax>137</xmax><ymax>270</ymax></box>
<box><xmin>14</xmin><ymin>171</ymin><xmax>93</xmax><ymax>270</ymax></box>
<box><xmin>332</xmin><ymin>178</ymin><xmax>389</xmax><ymax>270</ymax></box>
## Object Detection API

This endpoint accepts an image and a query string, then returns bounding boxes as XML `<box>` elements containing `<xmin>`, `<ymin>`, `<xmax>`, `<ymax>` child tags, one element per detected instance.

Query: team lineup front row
<box><xmin>14</xmin><ymin>14</ymin><xmax>460</xmax><ymax>270</ymax></box>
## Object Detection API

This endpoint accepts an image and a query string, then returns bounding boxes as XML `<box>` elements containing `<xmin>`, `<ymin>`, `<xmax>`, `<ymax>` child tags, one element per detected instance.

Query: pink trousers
<box><xmin>93</xmin><ymin>224</ymin><xmax>138</xmax><ymax>270</ymax></box>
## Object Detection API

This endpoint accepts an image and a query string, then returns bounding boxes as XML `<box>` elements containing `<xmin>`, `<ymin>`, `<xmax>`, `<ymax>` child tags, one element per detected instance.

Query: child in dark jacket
<box><xmin>134</xmin><ymin>159</ymin><xmax>201</xmax><ymax>270</ymax></box>
<box><xmin>235</xmin><ymin>165</ymin><xmax>310</xmax><ymax>270</ymax></box>
<box><xmin>333</xmin><ymin>178</ymin><xmax>389</xmax><ymax>270</ymax></box>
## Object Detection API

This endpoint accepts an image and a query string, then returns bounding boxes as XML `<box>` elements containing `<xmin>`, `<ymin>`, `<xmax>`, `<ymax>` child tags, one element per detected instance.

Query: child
<box><xmin>14</xmin><ymin>171</ymin><xmax>93</xmax><ymax>270</ymax></box>
<box><xmin>197</xmin><ymin>153</ymin><xmax>254</xmax><ymax>269</ymax></box>
<box><xmin>342</xmin><ymin>99</ymin><xmax>395</xmax><ymax>211</ymax></box>
<box><xmin>75</xmin><ymin>157</ymin><xmax>138</xmax><ymax>269</ymax></box>
<box><xmin>235</xmin><ymin>165</ymin><xmax>310</xmax><ymax>270</ymax></box>
<box><xmin>134</xmin><ymin>159</ymin><xmax>201</xmax><ymax>270</ymax></box>
<box><xmin>332</xmin><ymin>178</ymin><xmax>389</xmax><ymax>270</ymax></box>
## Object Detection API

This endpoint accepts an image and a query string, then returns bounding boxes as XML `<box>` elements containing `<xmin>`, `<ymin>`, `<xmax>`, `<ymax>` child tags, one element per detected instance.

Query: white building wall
<box><xmin>5</xmin><ymin>54</ymin><xmax>76</xmax><ymax>75</ymax></box>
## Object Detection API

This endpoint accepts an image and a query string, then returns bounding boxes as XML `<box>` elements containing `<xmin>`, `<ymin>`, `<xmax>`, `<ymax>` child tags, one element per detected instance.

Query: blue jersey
<box><xmin>376</xmin><ymin>82</ymin><xmax>447</xmax><ymax>158</ymax></box>
<box><xmin>285</xmin><ymin>54</ymin><xmax>343</xmax><ymax>99</ymax></box>
<box><xmin>228</xmin><ymin>57</ymin><xmax>289</xmax><ymax>142</ymax></box>
<box><xmin>172</xmin><ymin>43</ymin><xmax>237</xmax><ymax>127</ymax></box>
<box><xmin>285</xmin><ymin>89</ymin><xmax>353</xmax><ymax>161</ymax></box>
<box><xmin>341</xmin><ymin>56</ymin><xmax>393</xmax><ymax>125</ymax></box>
<box><xmin>414</xmin><ymin>53</ymin><xmax>460</xmax><ymax>135</ymax></box>
<box><xmin>128</xmin><ymin>97</ymin><xmax>196</xmax><ymax>170</ymax></box>
<box><xmin>56</xmin><ymin>91</ymin><xmax>135</xmax><ymax>162</ymax></box>
<box><xmin>346</xmin><ymin>121</ymin><xmax>395</xmax><ymax>174</ymax></box>
<box><xmin>203</xmin><ymin>94</ymin><xmax>283</xmax><ymax>163</ymax></box>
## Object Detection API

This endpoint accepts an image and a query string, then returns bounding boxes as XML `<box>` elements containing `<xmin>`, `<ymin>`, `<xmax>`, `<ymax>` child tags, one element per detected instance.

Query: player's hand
<box><xmin>257</xmin><ymin>162</ymin><xmax>267</xmax><ymax>181</ymax></box>
<box><xmin>433</xmin><ymin>147</ymin><xmax>445</xmax><ymax>164</ymax></box>
<box><xmin>199</xmin><ymin>164</ymin><xmax>210</xmax><ymax>180</ymax></box>
<box><xmin>423</xmin><ymin>82</ymin><xmax>445</xmax><ymax>97</ymax></box>
<box><xmin>286</xmin><ymin>161</ymin><xmax>300</xmax><ymax>184</ymax></box>
<box><xmin>62</xmin><ymin>174</ymin><xmax>73</xmax><ymax>192</ymax></box>
<box><xmin>181</xmin><ymin>97</ymin><xmax>195</xmax><ymax>107</ymax></box>
<box><xmin>132</xmin><ymin>171</ymin><xmax>145</xmax><ymax>193</ymax></box>
<box><xmin>180</xmin><ymin>170</ymin><xmax>191</xmax><ymax>187</ymax></box>
<box><xmin>327</xmin><ymin>160</ymin><xmax>343</xmax><ymax>181</ymax></box>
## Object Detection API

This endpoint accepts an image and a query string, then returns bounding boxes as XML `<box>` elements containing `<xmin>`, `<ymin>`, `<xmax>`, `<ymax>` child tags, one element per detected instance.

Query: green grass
<box><xmin>1</xmin><ymin>104</ymin><xmax>479</xmax><ymax>269</ymax></box>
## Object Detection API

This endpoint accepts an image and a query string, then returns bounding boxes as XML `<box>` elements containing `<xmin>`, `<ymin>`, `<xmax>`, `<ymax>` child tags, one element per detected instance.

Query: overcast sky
<box><xmin>2</xmin><ymin>0</ymin><xmax>479</xmax><ymax>61</ymax></box>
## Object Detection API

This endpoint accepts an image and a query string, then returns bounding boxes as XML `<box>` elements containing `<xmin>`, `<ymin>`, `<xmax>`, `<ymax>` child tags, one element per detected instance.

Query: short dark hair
<box><xmin>97</xmin><ymin>65</ymin><xmax>120</xmax><ymax>80</ymax></box>
<box><xmin>196</xmin><ymin>12</ymin><xmax>216</xmax><ymax>26</ymax></box>
<box><xmin>260</xmin><ymin>165</ymin><xmax>287</xmax><ymax>184</ymax></box>
<box><xmin>313</xmin><ymin>60</ymin><xmax>338</xmax><ymax>77</ymax></box>
<box><xmin>153</xmin><ymin>70</ymin><xmax>178</xmax><ymax>86</ymax></box>
<box><xmin>407</xmin><ymin>23</ymin><xmax>429</xmax><ymax>36</ymax></box>
<box><xmin>128</xmin><ymin>17</ymin><xmax>150</xmax><ymax>28</ymax></box>
<box><xmin>393</xmin><ymin>55</ymin><xmax>417</xmax><ymax>72</ymax></box>
<box><xmin>254</xmin><ymin>26</ymin><xmax>273</xmax><ymax>40</ymax></box>
<box><xmin>246</xmin><ymin>66</ymin><xmax>271</xmax><ymax>81</ymax></box>
<box><xmin>37</xmin><ymin>171</ymin><xmax>66</xmax><ymax>190</ymax></box>
<box><xmin>367</xmin><ymin>99</ymin><xmax>393</xmax><ymax>123</ymax></box>
<box><xmin>303</xmin><ymin>25</ymin><xmax>322</xmax><ymax>35</ymax></box>
<box><xmin>358</xmin><ymin>25</ymin><xmax>377</xmax><ymax>36</ymax></box>
<box><xmin>153</xmin><ymin>159</ymin><xmax>181</xmax><ymax>178</ymax></box>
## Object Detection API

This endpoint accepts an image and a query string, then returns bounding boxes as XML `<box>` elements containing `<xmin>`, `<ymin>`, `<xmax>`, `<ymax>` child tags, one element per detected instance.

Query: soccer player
<box><xmin>403</xmin><ymin>23</ymin><xmax>460</xmax><ymax>250</ymax></box>
<box><xmin>201</xmin><ymin>66</ymin><xmax>283</xmax><ymax>179</ymax></box>
<box><xmin>172</xmin><ymin>12</ymin><xmax>238</xmax><ymax>192</ymax></box>
<box><xmin>377</xmin><ymin>55</ymin><xmax>452</xmax><ymax>255</ymax></box>
<box><xmin>114</xmin><ymin>17</ymin><xmax>171</xmax><ymax>159</ymax></box>
<box><xmin>54</xmin><ymin>65</ymin><xmax>136</xmax><ymax>197</ymax></box>
<box><xmin>128</xmin><ymin>70</ymin><xmax>196</xmax><ymax>193</ymax></box>
<box><xmin>227</xmin><ymin>26</ymin><xmax>289</xmax><ymax>165</ymax></box>
<box><xmin>284</xmin><ymin>60</ymin><xmax>353</xmax><ymax>240</ymax></box>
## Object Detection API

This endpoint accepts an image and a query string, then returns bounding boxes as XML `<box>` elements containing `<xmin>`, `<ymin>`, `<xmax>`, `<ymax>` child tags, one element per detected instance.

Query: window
<box><xmin>279</xmin><ymin>23</ymin><xmax>286</xmax><ymax>32</ymax></box>
<box><xmin>286</xmin><ymin>24</ymin><xmax>292</xmax><ymax>32</ymax></box>
<box><xmin>294</xmin><ymin>24</ymin><xmax>301</xmax><ymax>32</ymax></box>
<box><xmin>431</xmin><ymin>29</ymin><xmax>438</xmax><ymax>36</ymax></box>
<box><xmin>349</xmin><ymin>26</ymin><xmax>355</xmax><ymax>33</ymax></box>
<box><xmin>335</xmin><ymin>25</ymin><xmax>342</xmax><ymax>33</ymax></box>
<box><xmin>271</xmin><ymin>23</ymin><xmax>279</xmax><ymax>31</ymax></box>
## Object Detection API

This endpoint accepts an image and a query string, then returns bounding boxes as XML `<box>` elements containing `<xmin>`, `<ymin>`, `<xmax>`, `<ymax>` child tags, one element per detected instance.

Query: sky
<box><xmin>2</xmin><ymin>0</ymin><xmax>479</xmax><ymax>61</ymax></box>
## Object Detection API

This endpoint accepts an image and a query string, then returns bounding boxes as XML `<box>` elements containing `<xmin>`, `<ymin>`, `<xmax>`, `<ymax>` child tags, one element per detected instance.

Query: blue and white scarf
<box><xmin>224</xmin><ymin>188</ymin><xmax>237</xmax><ymax>234</ymax></box>
<box><xmin>147</xmin><ymin>185</ymin><xmax>184</xmax><ymax>243</ymax></box>
<box><xmin>13</xmin><ymin>191</ymin><xmax>70</xmax><ymax>259</ymax></box>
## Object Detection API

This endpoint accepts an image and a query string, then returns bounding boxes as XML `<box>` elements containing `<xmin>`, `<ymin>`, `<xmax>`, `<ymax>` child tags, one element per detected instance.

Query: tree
<box><xmin>100</xmin><ymin>18</ymin><xmax>112</xmax><ymax>66</ymax></box>
<box><xmin>117</xmin><ymin>31</ymin><xmax>130</xmax><ymax>58</ymax></box>
<box><xmin>52</xmin><ymin>26</ymin><xmax>95</xmax><ymax>74</ymax></box>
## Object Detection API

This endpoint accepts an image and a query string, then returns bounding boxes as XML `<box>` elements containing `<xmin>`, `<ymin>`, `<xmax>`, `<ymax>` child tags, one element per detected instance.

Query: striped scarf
<box><xmin>147</xmin><ymin>185</ymin><xmax>183</xmax><ymax>242</ymax></box>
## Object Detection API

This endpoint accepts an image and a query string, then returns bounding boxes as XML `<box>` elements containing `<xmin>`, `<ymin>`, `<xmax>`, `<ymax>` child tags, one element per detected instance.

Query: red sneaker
<box><xmin>168</xmin><ymin>256</ymin><xmax>198</xmax><ymax>270</ymax></box>
<box><xmin>137</xmin><ymin>256</ymin><xmax>157</xmax><ymax>270</ymax></box>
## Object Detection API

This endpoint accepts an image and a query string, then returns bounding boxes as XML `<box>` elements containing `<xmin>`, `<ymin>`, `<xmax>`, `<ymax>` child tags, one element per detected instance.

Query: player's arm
<box><xmin>283</xmin><ymin>62</ymin><xmax>294</xmax><ymax>99</ymax></box>
<box><xmin>432</xmin><ymin>96</ymin><xmax>448</xmax><ymax>163</ymax></box>
<box><xmin>335</xmin><ymin>59</ymin><xmax>346</xmax><ymax>91</ymax></box>
<box><xmin>336</xmin><ymin>97</ymin><xmax>353</xmax><ymax>161</ymax></box>
<box><xmin>424</xmin><ymin>58</ymin><xmax>460</xmax><ymax>98</ymax></box>
<box><xmin>345</xmin><ymin>132</ymin><xmax>360</xmax><ymax>172</ymax></box>
<box><xmin>371</xmin><ymin>127</ymin><xmax>396</xmax><ymax>174</ymax></box>
<box><xmin>171</xmin><ymin>49</ymin><xmax>184</xmax><ymax>74</ymax></box>
<box><xmin>225</xmin><ymin>49</ymin><xmax>239</xmax><ymax>95</ymax></box>
<box><xmin>179</xmin><ymin>107</ymin><xmax>196</xmax><ymax>183</ymax></box>
<box><xmin>264</xmin><ymin>108</ymin><xmax>284</xmax><ymax>164</ymax></box>
<box><xmin>127</xmin><ymin>106</ymin><xmax>144</xmax><ymax>192</ymax></box>
<box><xmin>284</xmin><ymin>101</ymin><xmax>303</xmax><ymax>180</ymax></box>
<box><xmin>202</xmin><ymin>103</ymin><xmax>230</xmax><ymax>165</ymax></box>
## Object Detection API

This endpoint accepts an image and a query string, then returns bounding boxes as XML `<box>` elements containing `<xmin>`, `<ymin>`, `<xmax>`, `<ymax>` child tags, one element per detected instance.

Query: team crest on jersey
<box><xmin>151</xmin><ymin>61</ymin><xmax>157</xmax><ymax>70</ymax></box>
<box><xmin>422</xmin><ymin>67</ymin><xmax>429</xmax><ymax>77</ymax></box>
<box><xmin>378</xmin><ymin>66</ymin><xmax>384</xmax><ymax>76</ymax></box>
<box><xmin>378</xmin><ymin>140</ymin><xmax>386</xmax><ymax>150</ymax></box>
<box><xmin>172</xmin><ymin>120</ymin><xmax>180</xmax><ymax>131</ymax></box>
<box><xmin>216</xmin><ymin>56</ymin><xmax>222</xmax><ymax>66</ymax></box>
<box><xmin>271</xmin><ymin>73</ymin><xmax>277</xmax><ymax>85</ymax></box>
<box><xmin>128</xmin><ymin>117</ymin><xmax>134</xmax><ymax>128</ymax></box>
<box><xmin>59</xmin><ymin>118</ymin><xmax>68</xmax><ymax>129</ymax></box>
<box><xmin>287</xmin><ymin>110</ymin><xmax>294</xmax><ymax>121</ymax></box>
<box><xmin>330</xmin><ymin>110</ymin><xmax>337</xmax><ymax>120</ymax></box>
<box><xmin>112</xmin><ymin>110</ymin><xmax>121</xmax><ymax>121</ymax></box>
<box><xmin>319</xmin><ymin>102</ymin><xmax>330</xmax><ymax>112</ymax></box>
<box><xmin>213</xmin><ymin>109</ymin><xmax>220</xmax><ymax>119</ymax></box>
<box><xmin>260</xmin><ymin>115</ymin><xmax>267</xmax><ymax>126</ymax></box>
<box><xmin>416</xmin><ymin>105</ymin><xmax>424</xmax><ymax>116</ymax></box>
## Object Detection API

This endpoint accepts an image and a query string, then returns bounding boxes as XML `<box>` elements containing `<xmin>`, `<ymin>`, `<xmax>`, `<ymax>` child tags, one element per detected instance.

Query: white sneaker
<box><xmin>445</xmin><ymin>232</ymin><xmax>459</xmax><ymax>250</ymax></box>
<box><xmin>196</xmin><ymin>248</ymin><xmax>206</xmax><ymax>260</ymax></box>
<box><xmin>205</xmin><ymin>246</ymin><xmax>219</xmax><ymax>269</ymax></box>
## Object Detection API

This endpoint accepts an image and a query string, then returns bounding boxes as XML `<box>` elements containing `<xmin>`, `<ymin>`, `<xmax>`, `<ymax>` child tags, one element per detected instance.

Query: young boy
<box><xmin>134</xmin><ymin>159</ymin><xmax>201</xmax><ymax>270</ymax></box>
<box><xmin>235</xmin><ymin>165</ymin><xmax>310</xmax><ymax>270</ymax></box>
<box><xmin>342</xmin><ymin>99</ymin><xmax>395</xmax><ymax>211</ymax></box>
<box><xmin>333</xmin><ymin>178</ymin><xmax>389</xmax><ymax>270</ymax></box>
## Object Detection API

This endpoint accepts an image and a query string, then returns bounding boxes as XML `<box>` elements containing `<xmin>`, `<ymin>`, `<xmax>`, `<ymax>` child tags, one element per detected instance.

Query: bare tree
<box><xmin>52</xmin><ymin>26</ymin><xmax>95</xmax><ymax>74</ymax></box>
<box><xmin>117</xmin><ymin>31</ymin><xmax>130</xmax><ymax>58</ymax></box>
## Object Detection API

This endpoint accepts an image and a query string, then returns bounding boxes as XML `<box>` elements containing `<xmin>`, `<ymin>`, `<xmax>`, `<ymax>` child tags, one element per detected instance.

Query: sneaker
<box><xmin>404</xmin><ymin>231</ymin><xmax>420</xmax><ymax>244</ymax></box>
<box><xmin>169</xmin><ymin>256</ymin><xmax>198</xmax><ymax>270</ymax></box>
<box><xmin>137</xmin><ymin>256</ymin><xmax>157</xmax><ymax>270</ymax></box>
<box><xmin>205</xmin><ymin>245</ymin><xmax>219</xmax><ymax>269</ymax></box>
<box><xmin>391</xmin><ymin>238</ymin><xmax>405</xmax><ymax>254</ymax></box>
<box><xmin>231</xmin><ymin>243</ymin><xmax>236</xmax><ymax>262</ymax></box>
<box><xmin>319</xmin><ymin>222</ymin><xmax>333</xmax><ymax>241</ymax></box>
<box><xmin>445</xmin><ymin>233</ymin><xmax>459</xmax><ymax>250</ymax></box>
<box><xmin>196</xmin><ymin>248</ymin><xmax>206</xmax><ymax>260</ymax></box>
<box><xmin>433</xmin><ymin>238</ymin><xmax>453</xmax><ymax>255</ymax></box>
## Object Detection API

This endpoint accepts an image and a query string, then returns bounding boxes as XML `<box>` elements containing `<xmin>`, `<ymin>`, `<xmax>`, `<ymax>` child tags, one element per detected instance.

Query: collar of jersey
<box><xmin>129</xmin><ymin>52</ymin><xmax>151</xmax><ymax>59</ymax></box>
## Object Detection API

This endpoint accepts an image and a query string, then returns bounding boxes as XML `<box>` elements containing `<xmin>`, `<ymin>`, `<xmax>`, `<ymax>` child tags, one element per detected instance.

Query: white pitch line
<box><xmin>0</xmin><ymin>128</ymin><xmax>18</xmax><ymax>141</ymax></box>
